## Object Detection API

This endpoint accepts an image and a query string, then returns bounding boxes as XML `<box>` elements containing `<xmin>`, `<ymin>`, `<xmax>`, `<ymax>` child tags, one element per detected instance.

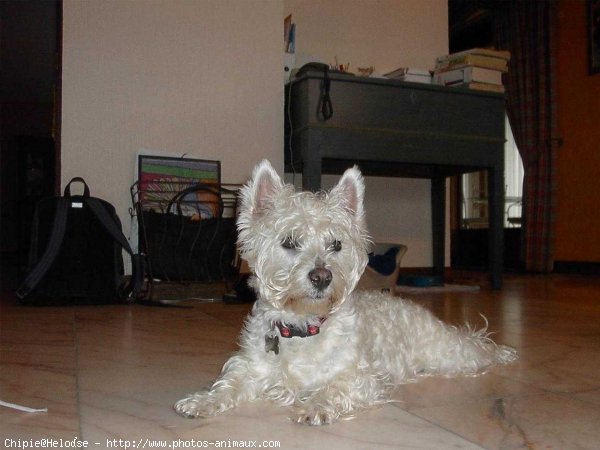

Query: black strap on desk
<box><xmin>317</xmin><ymin>67</ymin><xmax>333</xmax><ymax>121</ymax></box>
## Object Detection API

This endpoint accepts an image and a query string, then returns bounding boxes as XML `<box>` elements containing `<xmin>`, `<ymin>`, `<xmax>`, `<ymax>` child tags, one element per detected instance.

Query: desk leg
<box><xmin>300</xmin><ymin>130</ymin><xmax>322</xmax><ymax>192</ymax></box>
<box><xmin>488</xmin><ymin>166</ymin><xmax>504</xmax><ymax>289</ymax></box>
<box><xmin>431</xmin><ymin>177</ymin><xmax>445</xmax><ymax>279</ymax></box>
<box><xmin>302</xmin><ymin>158</ymin><xmax>322</xmax><ymax>192</ymax></box>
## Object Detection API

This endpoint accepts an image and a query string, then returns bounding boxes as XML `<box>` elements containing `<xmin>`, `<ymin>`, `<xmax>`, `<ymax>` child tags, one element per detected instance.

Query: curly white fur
<box><xmin>175</xmin><ymin>160</ymin><xmax>517</xmax><ymax>425</ymax></box>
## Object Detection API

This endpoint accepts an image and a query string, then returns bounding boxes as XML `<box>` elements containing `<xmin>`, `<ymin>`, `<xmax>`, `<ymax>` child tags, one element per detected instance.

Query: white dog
<box><xmin>175</xmin><ymin>160</ymin><xmax>517</xmax><ymax>425</ymax></box>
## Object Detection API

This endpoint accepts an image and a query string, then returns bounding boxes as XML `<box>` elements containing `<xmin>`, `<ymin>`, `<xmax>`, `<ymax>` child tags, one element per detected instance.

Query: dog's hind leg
<box><xmin>174</xmin><ymin>354</ymin><xmax>256</xmax><ymax>418</ymax></box>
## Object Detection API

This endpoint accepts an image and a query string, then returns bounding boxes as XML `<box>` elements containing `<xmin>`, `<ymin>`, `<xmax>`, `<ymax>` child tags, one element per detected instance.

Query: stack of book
<box><xmin>433</xmin><ymin>48</ymin><xmax>510</xmax><ymax>93</ymax></box>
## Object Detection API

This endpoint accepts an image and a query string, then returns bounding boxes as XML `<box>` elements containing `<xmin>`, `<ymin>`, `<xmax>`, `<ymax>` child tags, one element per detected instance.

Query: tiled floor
<box><xmin>2</xmin><ymin>273</ymin><xmax>600</xmax><ymax>449</ymax></box>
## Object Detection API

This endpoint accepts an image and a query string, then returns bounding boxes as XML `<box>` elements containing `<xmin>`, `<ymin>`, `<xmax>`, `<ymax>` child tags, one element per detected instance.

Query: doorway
<box><xmin>0</xmin><ymin>0</ymin><xmax>61</xmax><ymax>269</ymax></box>
<box><xmin>451</xmin><ymin>116</ymin><xmax>524</xmax><ymax>270</ymax></box>
<box><xmin>448</xmin><ymin>0</ymin><xmax>524</xmax><ymax>271</ymax></box>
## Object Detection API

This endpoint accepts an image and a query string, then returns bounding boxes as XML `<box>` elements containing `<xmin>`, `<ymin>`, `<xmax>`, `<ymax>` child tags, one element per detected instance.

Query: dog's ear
<box><xmin>332</xmin><ymin>166</ymin><xmax>365</xmax><ymax>225</ymax></box>
<box><xmin>247</xmin><ymin>159</ymin><xmax>283</xmax><ymax>215</ymax></box>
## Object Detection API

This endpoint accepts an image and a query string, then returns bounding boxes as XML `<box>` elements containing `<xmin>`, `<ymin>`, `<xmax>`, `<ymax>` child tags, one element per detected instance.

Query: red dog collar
<box><xmin>274</xmin><ymin>317</ymin><xmax>326</xmax><ymax>338</ymax></box>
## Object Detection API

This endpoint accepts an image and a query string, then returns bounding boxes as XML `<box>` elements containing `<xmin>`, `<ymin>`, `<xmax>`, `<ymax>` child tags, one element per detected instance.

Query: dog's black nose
<box><xmin>308</xmin><ymin>268</ymin><xmax>332</xmax><ymax>290</ymax></box>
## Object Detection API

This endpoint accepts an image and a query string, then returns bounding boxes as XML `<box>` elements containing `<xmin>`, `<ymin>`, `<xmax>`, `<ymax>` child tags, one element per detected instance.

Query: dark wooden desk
<box><xmin>284</xmin><ymin>70</ymin><xmax>505</xmax><ymax>289</ymax></box>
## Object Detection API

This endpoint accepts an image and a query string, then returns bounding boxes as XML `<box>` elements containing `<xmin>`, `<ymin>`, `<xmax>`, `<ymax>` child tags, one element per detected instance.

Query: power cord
<box><xmin>287</xmin><ymin>77</ymin><xmax>298</xmax><ymax>183</ymax></box>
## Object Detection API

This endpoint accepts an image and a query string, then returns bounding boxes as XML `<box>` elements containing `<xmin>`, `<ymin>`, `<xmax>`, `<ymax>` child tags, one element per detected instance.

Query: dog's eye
<box><xmin>281</xmin><ymin>236</ymin><xmax>300</xmax><ymax>250</ymax></box>
<box><xmin>328</xmin><ymin>240</ymin><xmax>342</xmax><ymax>252</ymax></box>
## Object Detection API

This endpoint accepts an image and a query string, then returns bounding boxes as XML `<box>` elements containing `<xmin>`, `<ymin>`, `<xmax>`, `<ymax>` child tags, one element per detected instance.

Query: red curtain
<box><xmin>494</xmin><ymin>1</ymin><xmax>558</xmax><ymax>272</ymax></box>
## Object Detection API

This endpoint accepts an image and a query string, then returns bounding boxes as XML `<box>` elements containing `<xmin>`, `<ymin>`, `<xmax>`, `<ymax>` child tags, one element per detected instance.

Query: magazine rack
<box><xmin>130</xmin><ymin>180</ymin><xmax>241</xmax><ymax>288</ymax></box>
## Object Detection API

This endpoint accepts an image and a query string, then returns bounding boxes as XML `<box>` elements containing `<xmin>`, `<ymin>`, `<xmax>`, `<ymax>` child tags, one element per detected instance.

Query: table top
<box><xmin>285</xmin><ymin>70</ymin><xmax>506</xmax><ymax>178</ymax></box>
<box><xmin>289</xmin><ymin>69</ymin><xmax>505</xmax><ymax>99</ymax></box>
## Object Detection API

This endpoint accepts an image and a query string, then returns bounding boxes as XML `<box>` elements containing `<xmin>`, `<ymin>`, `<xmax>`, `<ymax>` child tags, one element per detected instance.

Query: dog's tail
<box><xmin>437</xmin><ymin>317</ymin><xmax>518</xmax><ymax>377</ymax></box>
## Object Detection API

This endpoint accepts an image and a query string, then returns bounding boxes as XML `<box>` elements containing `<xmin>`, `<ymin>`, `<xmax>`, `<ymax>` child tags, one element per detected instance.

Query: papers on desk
<box><xmin>383</xmin><ymin>68</ymin><xmax>432</xmax><ymax>84</ymax></box>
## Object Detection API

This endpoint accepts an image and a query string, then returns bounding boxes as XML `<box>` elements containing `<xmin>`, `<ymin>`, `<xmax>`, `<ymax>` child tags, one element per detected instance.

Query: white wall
<box><xmin>284</xmin><ymin>0</ymin><xmax>447</xmax><ymax>74</ymax></box>
<box><xmin>62</xmin><ymin>0</ymin><xmax>448</xmax><ymax>268</ymax></box>
<box><xmin>61</xmin><ymin>0</ymin><xmax>283</xmax><ymax>227</ymax></box>
<box><xmin>284</xmin><ymin>0</ymin><xmax>448</xmax><ymax>266</ymax></box>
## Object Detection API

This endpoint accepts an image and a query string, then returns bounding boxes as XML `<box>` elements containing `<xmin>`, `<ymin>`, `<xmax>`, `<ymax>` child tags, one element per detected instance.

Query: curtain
<box><xmin>494</xmin><ymin>1</ymin><xmax>558</xmax><ymax>273</ymax></box>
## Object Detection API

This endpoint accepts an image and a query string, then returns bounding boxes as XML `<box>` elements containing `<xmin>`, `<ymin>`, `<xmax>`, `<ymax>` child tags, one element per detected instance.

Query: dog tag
<box><xmin>265</xmin><ymin>332</ymin><xmax>279</xmax><ymax>355</ymax></box>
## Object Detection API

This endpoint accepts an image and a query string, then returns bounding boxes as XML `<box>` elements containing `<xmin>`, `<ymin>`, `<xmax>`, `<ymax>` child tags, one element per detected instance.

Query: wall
<box><xmin>284</xmin><ymin>0</ymin><xmax>448</xmax><ymax>266</ymax></box>
<box><xmin>555</xmin><ymin>0</ymin><xmax>600</xmax><ymax>262</ymax></box>
<box><xmin>285</xmin><ymin>0</ymin><xmax>446</xmax><ymax>73</ymax></box>
<box><xmin>61</xmin><ymin>0</ymin><xmax>283</xmax><ymax>230</ymax></box>
<box><xmin>62</xmin><ymin>0</ymin><xmax>448</xmax><ymax>268</ymax></box>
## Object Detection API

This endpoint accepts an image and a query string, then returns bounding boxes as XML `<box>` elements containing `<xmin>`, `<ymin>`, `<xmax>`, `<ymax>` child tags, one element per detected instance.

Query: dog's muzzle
<box><xmin>308</xmin><ymin>268</ymin><xmax>332</xmax><ymax>291</ymax></box>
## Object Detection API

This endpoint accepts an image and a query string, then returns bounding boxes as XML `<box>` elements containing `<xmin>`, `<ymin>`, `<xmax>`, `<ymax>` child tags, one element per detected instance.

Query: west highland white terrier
<box><xmin>175</xmin><ymin>160</ymin><xmax>517</xmax><ymax>425</ymax></box>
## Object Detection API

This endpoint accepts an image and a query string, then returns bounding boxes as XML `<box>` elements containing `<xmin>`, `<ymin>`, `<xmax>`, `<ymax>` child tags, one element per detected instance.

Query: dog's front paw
<box><xmin>174</xmin><ymin>392</ymin><xmax>224</xmax><ymax>419</ymax></box>
<box><xmin>292</xmin><ymin>405</ymin><xmax>339</xmax><ymax>426</ymax></box>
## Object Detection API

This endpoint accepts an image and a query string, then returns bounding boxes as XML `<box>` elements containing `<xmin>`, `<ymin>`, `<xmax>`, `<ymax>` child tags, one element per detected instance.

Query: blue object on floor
<box><xmin>367</xmin><ymin>247</ymin><xmax>400</xmax><ymax>276</ymax></box>
<box><xmin>397</xmin><ymin>274</ymin><xmax>444</xmax><ymax>287</ymax></box>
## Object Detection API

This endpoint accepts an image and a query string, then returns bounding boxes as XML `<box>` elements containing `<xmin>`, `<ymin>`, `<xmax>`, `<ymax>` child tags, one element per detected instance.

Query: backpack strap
<box><xmin>86</xmin><ymin>198</ymin><xmax>145</xmax><ymax>301</ymax></box>
<box><xmin>15</xmin><ymin>198</ymin><xmax>70</xmax><ymax>300</ymax></box>
<box><xmin>64</xmin><ymin>177</ymin><xmax>90</xmax><ymax>198</ymax></box>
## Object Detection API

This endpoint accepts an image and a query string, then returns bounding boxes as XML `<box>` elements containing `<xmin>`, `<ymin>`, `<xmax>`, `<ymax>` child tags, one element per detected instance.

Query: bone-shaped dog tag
<box><xmin>265</xmin><ymin>331</ymin><xmax>279</xmax><ymax>354</ymax></box>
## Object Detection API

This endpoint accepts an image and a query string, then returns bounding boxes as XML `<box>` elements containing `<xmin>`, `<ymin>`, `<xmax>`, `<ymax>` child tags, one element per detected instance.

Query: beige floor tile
<box><xmin>411</xmin><ymin>391</ymin><xmax>600</xmax><ymax>449</ymax></box>
<box><xmin>2</xmin><ymin>273</ymin><xmax>600</xmax><ymax>449</ymax></box>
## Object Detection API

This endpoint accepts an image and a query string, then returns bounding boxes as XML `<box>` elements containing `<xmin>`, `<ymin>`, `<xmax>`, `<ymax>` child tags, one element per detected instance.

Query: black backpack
<box><xmin>16</xmin><ymin>177</ymin><xmax>145</xmax><ymax>305</ymax></box>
